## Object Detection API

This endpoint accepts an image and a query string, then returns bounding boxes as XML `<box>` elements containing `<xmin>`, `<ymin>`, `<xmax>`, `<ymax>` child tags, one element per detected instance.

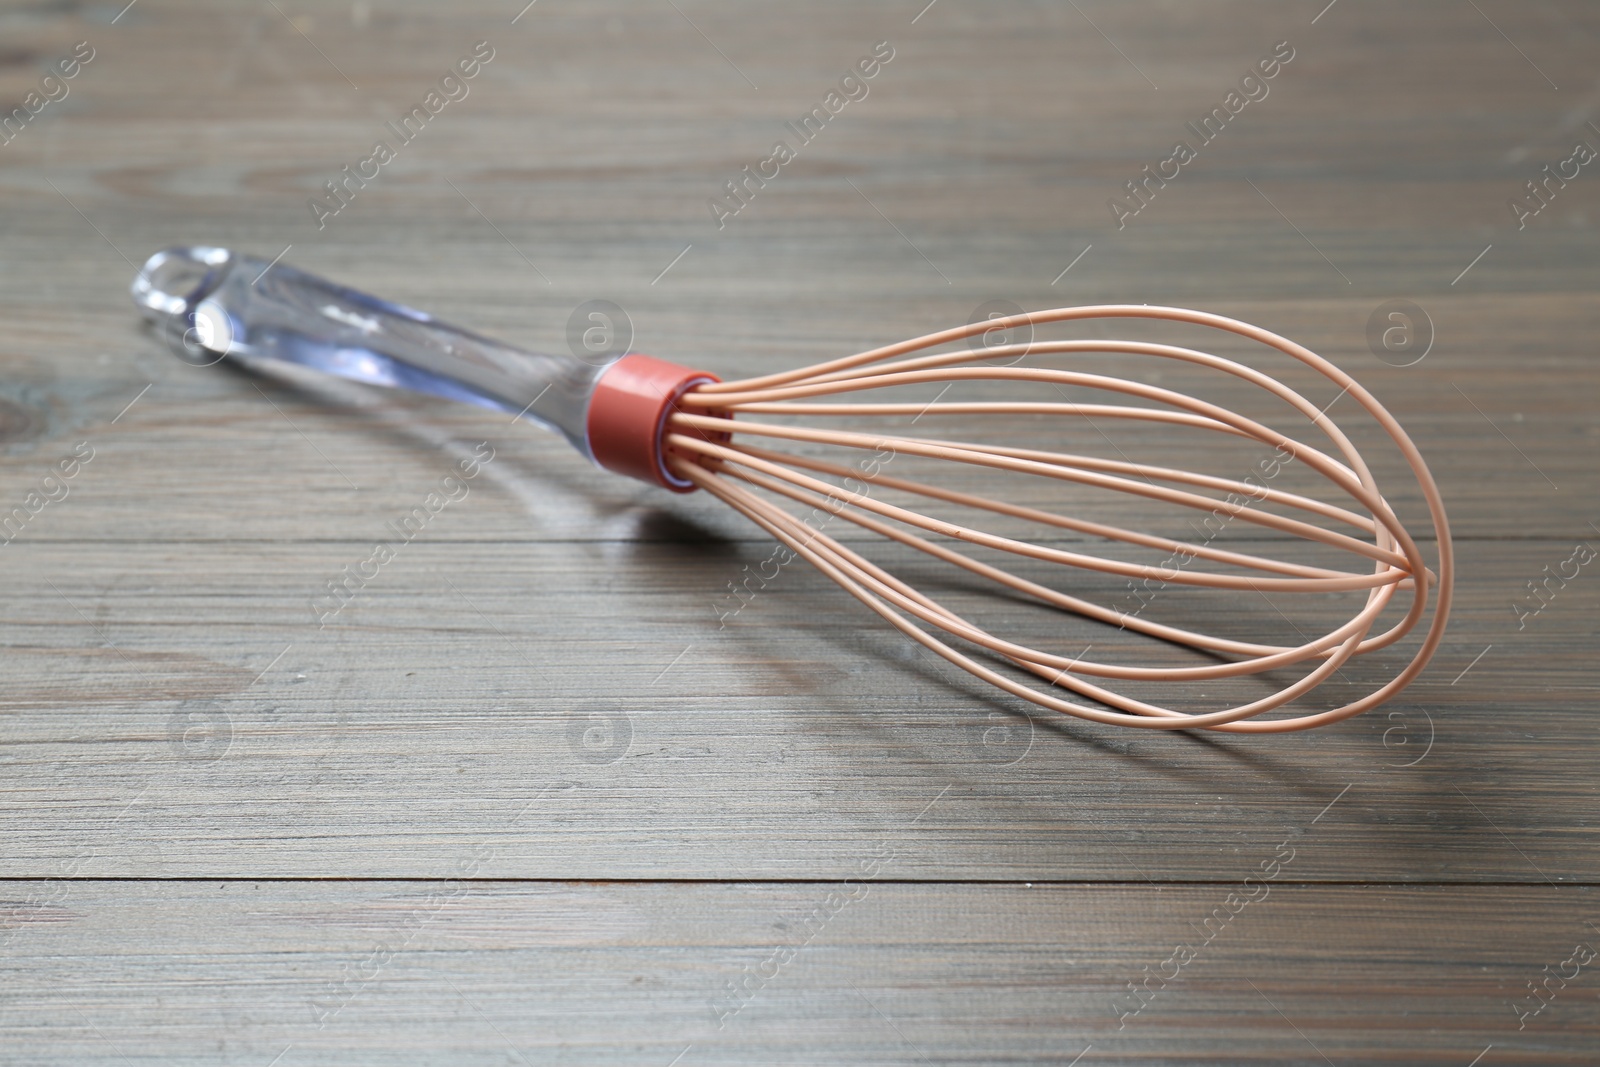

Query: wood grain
<box><xmin>3</xmin><ymin>881</ymin><xmax>1597</xmax><ymax>1065</ymax></box>
<box><xmin>1</xmin><ymin>0</ymin><xmax>1597</xmax><ymax>1062</ymax></box>
<box><xmin>1</xmin><ymin>537</ymin><xmax>1596</xmax><ymax>883</ymax></box>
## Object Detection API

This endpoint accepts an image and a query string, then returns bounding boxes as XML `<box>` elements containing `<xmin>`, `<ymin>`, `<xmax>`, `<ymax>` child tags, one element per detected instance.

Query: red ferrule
<box><xmin>586</xmin><ymin>354</ymin><xmax>725</xmax><ymax>492</ymax></box>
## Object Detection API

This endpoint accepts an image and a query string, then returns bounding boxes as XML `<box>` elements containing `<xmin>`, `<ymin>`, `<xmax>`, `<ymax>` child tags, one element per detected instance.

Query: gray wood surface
<box><xmin>2</xmin><ymin>0</ymin><xmax>1597</xmax><ymax>1062</ymax></box>
<box><xmin>4</xmin><ymin>880</ymin><xmax>1595</xmax><ymax>1065</ymax></box>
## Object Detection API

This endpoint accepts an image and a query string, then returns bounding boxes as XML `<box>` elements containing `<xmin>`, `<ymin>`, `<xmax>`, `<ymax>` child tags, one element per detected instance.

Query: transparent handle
<box><xmin>131</xmin><ymin>246</ymin><xmax>604</xmax><ymax>457</ymax></box>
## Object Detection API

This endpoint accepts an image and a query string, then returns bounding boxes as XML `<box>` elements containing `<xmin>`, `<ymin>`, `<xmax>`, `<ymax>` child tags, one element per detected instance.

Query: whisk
<box><xmin>132</xmin><ymin>247</ymin><xmax>1451</xmax><ymax>733</ymax></box>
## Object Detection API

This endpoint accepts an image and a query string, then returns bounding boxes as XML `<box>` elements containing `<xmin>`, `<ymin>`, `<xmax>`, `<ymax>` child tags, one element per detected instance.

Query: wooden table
<box><xmin>3</xmin><ymin>1</ymin><xmax>1596</xmax><ymax>1062</ymax></box>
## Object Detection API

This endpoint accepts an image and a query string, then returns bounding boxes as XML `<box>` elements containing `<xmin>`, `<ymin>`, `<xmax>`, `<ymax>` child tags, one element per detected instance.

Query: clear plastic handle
<box><xmin>130</xmin><ymin>246</ymin><xmax>605</xmax><ymax>457</ymax></box>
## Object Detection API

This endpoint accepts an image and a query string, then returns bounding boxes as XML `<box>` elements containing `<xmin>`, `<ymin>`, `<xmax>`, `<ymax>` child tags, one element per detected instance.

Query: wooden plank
<box><xmin>1</xmin><ymin>537</ymin><xmax>1593</xmax><ymax>881</ymax></box>
<box><xmin>1</xmin><ymin>881</ymin><xmax>1594</xmax><ymax>1065</ymax></box>
<box><xmin>0</xmin><ymin>287</ymin><xmax>1595</xmax><ymax>544</ymax></box>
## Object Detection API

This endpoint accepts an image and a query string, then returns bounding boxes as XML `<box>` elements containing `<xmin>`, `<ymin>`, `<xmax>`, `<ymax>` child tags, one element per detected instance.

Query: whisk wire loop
<box><xmin>668</xmin><ymin>305</ymin><xmax>1451</xmax><ymax>733</ymax></box>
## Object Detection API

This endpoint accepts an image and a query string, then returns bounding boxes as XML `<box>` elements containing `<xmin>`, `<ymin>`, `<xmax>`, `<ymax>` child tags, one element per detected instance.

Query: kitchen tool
<box><xmin>132</xmin><ymin>246</ymin><xmax>1451</xmax><ymax>732</ymax></box>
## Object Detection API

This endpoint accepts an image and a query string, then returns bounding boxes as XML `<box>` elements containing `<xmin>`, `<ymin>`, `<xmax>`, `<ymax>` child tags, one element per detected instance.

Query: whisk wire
<box><xmin>668</xmin><ymin>304</ymin><xmax>1451</xmax><ymax>733</ymax></box>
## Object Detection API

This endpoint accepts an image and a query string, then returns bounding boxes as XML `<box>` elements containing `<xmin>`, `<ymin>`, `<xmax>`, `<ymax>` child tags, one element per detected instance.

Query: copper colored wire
<box><xmin>664</xmin><ymin>305</ymin><xmax>1452</xmax><ymax>733</ymax></box>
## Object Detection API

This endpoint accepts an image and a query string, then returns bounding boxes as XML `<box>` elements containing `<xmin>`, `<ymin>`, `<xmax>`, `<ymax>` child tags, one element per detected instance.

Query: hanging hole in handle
<box><xmin>132</xmin><ymin>247</ymin><xmax>236</xmax><ymax>366</ymax></box>
<box><xmin>131</xmin><ymin>246</ymin><xmax>232</xmax><ymax>320</ymax></box>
